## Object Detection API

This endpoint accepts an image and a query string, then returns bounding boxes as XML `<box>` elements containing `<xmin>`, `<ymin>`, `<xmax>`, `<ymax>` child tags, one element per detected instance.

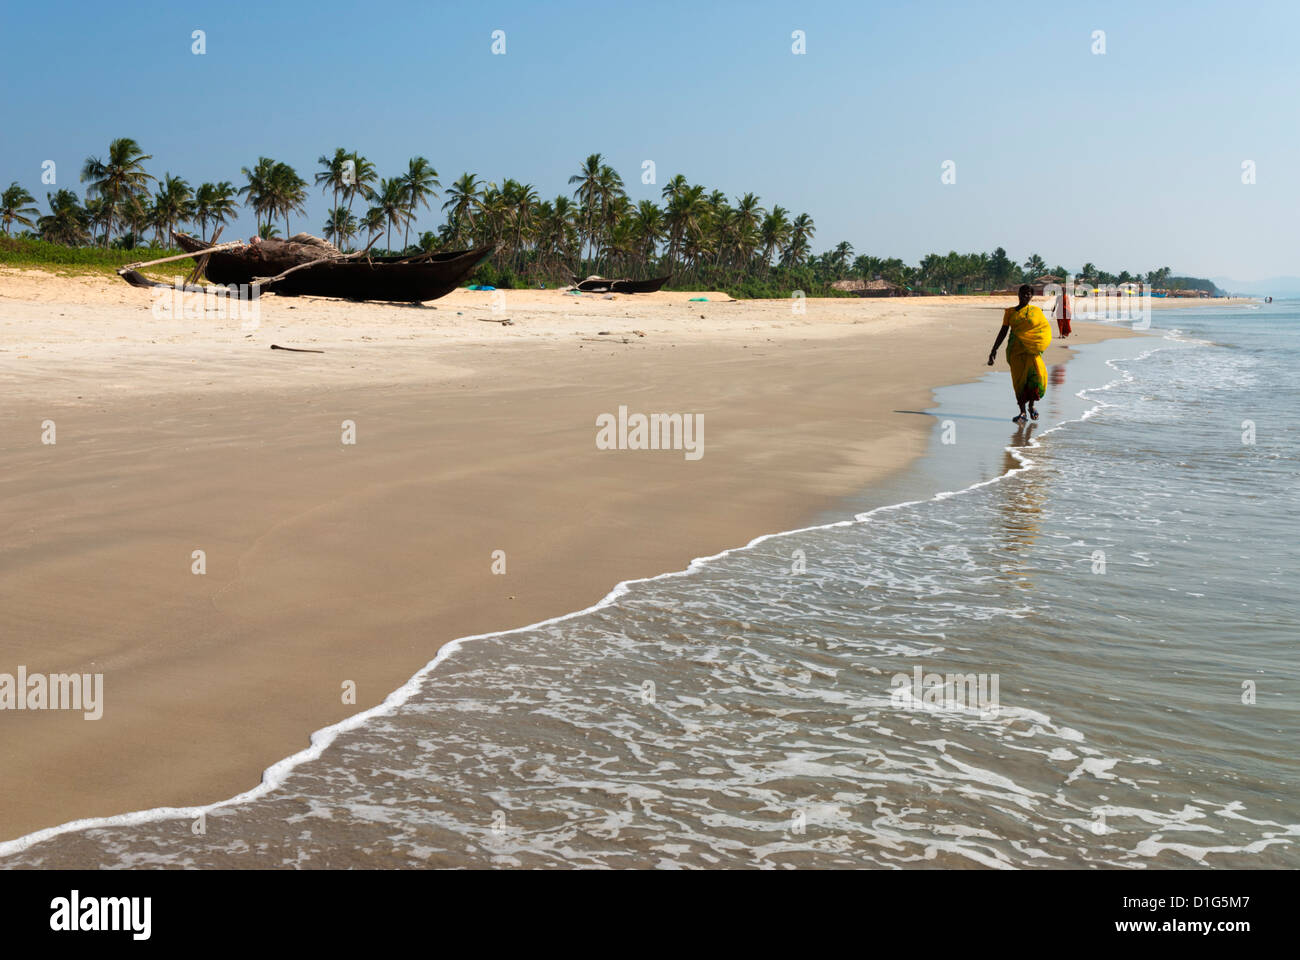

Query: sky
<box><xmin>2</xmin><ymin>0</ymin><xmax>1296</xmax><ymax>281</ymax></box>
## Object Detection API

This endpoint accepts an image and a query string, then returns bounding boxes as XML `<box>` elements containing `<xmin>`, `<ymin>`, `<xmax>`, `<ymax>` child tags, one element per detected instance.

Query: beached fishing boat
<box><xmin>171</xmin><ymin>233</ymin><xmax>494</xmax><ymax>303</ymax></box>
<box><xmin>571</xmin><ymin>274</ymin><xmax>670</xmax><ymax>294</ymax></box>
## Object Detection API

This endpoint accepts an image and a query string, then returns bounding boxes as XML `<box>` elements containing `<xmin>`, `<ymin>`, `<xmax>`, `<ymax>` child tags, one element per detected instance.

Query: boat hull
<box><xmin>571</xmin><ymin>275</ymin><xmax>671</xmax><ymax>294</ymax></box>
<box><xmin>174</xmin><ymin>234</ymin><xmax>493</xmax><ymax>303</ymax></box>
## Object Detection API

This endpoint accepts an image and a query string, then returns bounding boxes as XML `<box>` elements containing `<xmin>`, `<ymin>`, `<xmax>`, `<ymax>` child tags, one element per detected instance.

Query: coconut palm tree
<box><xmin>663</xmin><ymin>182</ymin><xmax>709</xmax><ymax>272</ymax></box>
<box><xmin>258</xmin><ymin>222</ymin><xmax>282</xmax><ymax>240</ymax></box>
<box><xmin>268</xmin><ymin>162</ymin><xmax>307</xmax><ymax>236</ymax></box>
<box><xmin>630</xmin><ymin>200</ymin><xmax>664</xmax><ymax>275</ymax></box>
<box><xmin>731</xmin><ymin>193</ymin><xmax>764</xmax><ymax>268</ymax></box>
<box><xmin>119</xmin><ymin>191</ymin><xmax>152</xmax><ymax>249</ymax></box>
<box><xmin>370</xmin><ymin>178</ymin><xmax>410</xmax><ymax>252</ymax></box>
<box><xmin>829</xmin><ymin>240</ymin><xmax>854</xmax><ymax>274</ymax></box>
<box><xmin>592</xmin><ymin>163</ymin><xmax>626</xmax><ymax>268</ymax></box>
<box><xmin>498</xmin><ymin>179</ymin><xmax>537</xmax><ymax>271</ymax></box>
<box><xmin>343</xmin><ymin>153</ymin><xmax>378</xmax><ymax>221</ymax></box>
<box><xmin>323</xmin><ymin>206</ymin><xmax>358</xmax><ymax>250</ymax></box>
<box><xmin>193</xmin><ymin>181</ymin><xmax>237</xmax><ymax>241</ymax></box>
<box><xmin>1023</xmin><ymin>252</ymin><xmax>1047</xmax><ymax>278</ymax></box>
<box><xmin>568</xmin><ymin>153</ymin><xmax>605</xmax><ymax>262</ymax></box>
<box><xmin>238</xmin><ymin>157</ymin><xmax>277</xmax><ymax>231</ymax></box>
<box><xmin>1</xmin><ymin>182</ymin><xmax>39</xmax><ymax>235</ymax></box>
<box><xmin>150</xmin><ymin>174</ymin><xmax>193</xmax><ymax>246</ymax></box>
<box><xmin>442</xmin><ymin>172</ymin><xmax>481</xmax><ymax>248</ymax></box>
<box><xmin>400</xmin><ymin>156</ymin><xmax>440</xmax><ymax>252</ymax></box>
<box><xmin>758</xmin><ymin>205</ymin><xmax>790</xmax><ymax>272</ymax></box>
<box><xmin>782</xmin><ymin>213</ymin><xmax>815</xmax><ymax>266</ymax></box>
<box><xmin>38</xmin><ymin>189</ymin><xmax>90</xmax><ymax>245</ymax></box>
<box><xmin>83</xmin><ymin>196</ymin><xmax>109</xmax><ymax>246</ymax></box>
<box><xmin>534</xmin><ymin>195</ymin><xmax>577</xmax><ymax>274</ymax></box>
<box><xmin>79</xmin><ymin>138</ymin><xmax>154</xmax><ymax>247</ymax></box>
<box><xmin>359</xmin><ymin>206</ymin><xmax>386</xmax><ymax>246</ymax></box>
<box><xmin>315</xmin><ymin>148</ymin><xmax>352</xmax><ymax>225</ymax></box>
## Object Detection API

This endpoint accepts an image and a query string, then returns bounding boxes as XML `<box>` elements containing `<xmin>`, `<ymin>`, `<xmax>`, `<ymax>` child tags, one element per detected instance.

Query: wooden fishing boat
<box><xmin>172</xmin><ymin>233</ymin><xmax>493</xmax><ymax>303</ymax></box>
<box><xmin>570</xmin><ymin>274</ymin><xmax>671</xmax><ymax>294</ymax></box>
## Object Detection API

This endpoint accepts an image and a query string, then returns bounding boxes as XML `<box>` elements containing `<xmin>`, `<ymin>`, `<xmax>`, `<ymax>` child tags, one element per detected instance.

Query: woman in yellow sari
<box><xmin>988</xmin><ymin>284</ymin><xmax>1053</xmax><ymax>423</ymax></box>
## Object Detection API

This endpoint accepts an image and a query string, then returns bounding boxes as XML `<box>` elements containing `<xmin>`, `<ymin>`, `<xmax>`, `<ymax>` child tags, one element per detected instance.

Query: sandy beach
<box><xmin>0</xmin><ymin>271</ymin><xmax>1228</xmax><ymax>844</ymax></box>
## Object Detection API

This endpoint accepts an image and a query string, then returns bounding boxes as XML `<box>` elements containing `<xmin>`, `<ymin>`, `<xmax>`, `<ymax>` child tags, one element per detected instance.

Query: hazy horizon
<box><xmin>2</xmin><ymin>0</ymin><xmax>1295</xmax><ymax>279</ymax></box>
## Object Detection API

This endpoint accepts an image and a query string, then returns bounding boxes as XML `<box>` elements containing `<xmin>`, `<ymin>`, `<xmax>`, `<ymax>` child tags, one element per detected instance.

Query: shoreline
<box><xmin>0</xmin><ymin>274</ymin><xmax>1205</xmax><ymax>850</ymax></box>
<box><xmin>0</xmin><ymin>331</ymin><xmax>1163</xmax><ymax>864</ymax></box>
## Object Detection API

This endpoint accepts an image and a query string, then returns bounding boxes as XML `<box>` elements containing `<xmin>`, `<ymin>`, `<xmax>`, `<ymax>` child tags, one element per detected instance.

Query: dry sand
<box><xmin>0</xmin><ymin>269</ymin><xmax>1226</xmax><ymax>844</ymax></box>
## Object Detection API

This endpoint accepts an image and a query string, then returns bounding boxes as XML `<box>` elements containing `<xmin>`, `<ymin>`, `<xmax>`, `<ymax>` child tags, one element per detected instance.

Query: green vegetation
<box><xmin>1165</xmin><ymin>276</ymin><xmax>1224</xmax><ymax>296</ymax></box>
<box><xmin>0</xmin><ymin>235</ymin><xmax>185</xmax><ymax>282</ymax></box>
<box><xmin>2</xmin><ymin>139</ymin><xmax>1197</xmax><ymax>298</ymax></box>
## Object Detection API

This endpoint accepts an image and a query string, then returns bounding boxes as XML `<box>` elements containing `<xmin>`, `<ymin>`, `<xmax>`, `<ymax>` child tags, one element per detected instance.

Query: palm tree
<box><xmin>150</xmin><ymin>174</ymin><xmax>193</xmax><ymax>246</ymax></box>
<box><xmin>782</xmin><ymin>213</ymin><xmax>815</xmax><ymax>266</ymax></box>
<box><xmin>758</xmin><ymin>206</ymin><xmax>790</xmax><ymax>272</ymax></box>
<box><xmin>852</xmin><ymin>254</ymin><xmax>883</xmax><ymax>280</ymax></box>
<box><xmin>37</xmin><ymin>189</ymin><xmax>90</xmax><ymax>245</ymax></box>
<box><xmin>663</xmin><ymin>181</ymin><xmax>708</xmax><ymax>271</ymax></box>
<box><xmin>1</xmin><ymin>182</ymin><xmax>39</xmax><ymax>235</ymax></box>
<box><xmin>343</xmin><ymin>153</ymin><xmax>378</xmax><ymax>221</ymax></box>
<box><xmin>630</xmin><ymin>200</ymin><xmax>664</xmax><ymax>275</ymax></box>
<box><xmin>1023</xmin><ymin>252</ymin><xmax>1047</xmax><ymax>278</ymax></box>
<box><xmin>732</xmin><ymin>193</ymin><xmax>765</xmax><ymax>268</ymax></box>
<box><xmin>535</xmin><ymin>195</ymin><xmax>577</xmax><ymax>274</ymax></box>
<box><xmin>475</xmin><ymin>182</ymin><xmax>508</xmax><ymax>253</ymax></box>
<box><xmin>370</xmin><ymin>178</ymin><xmax>410</xmax><ymax>252</ymax></box>
<box><xmin>442</xmin><ymin>172</ymin><xmax>481</xmax><ymax>247</ymax></box>
<box><xmin>119</xmin><ymin>191</ymin><xmax>151</xmax><ymax>248</ymax></box>
<box><xmin>83</xmin><ymin>196</ymin><xmax>109</xmax><ymax>246</ymax></box>
<box><xmin>79</xmin><ymin>138</ymin><xmax>154</xmax><ymax>246</ymax></box>
<box><xmin>315</xmin><ymin>148</ymin><xmax>352</xmax><ymax>225</ymax></box>
<box><xmin>499</xmin><ymin>179</ymin><xmax>538</xmax><ymax>270</ymax></box>
<box><xmin>193</xmin><ymin>181</ymin><xmax>237</xmax><ymax>241</ymax></box>
<box><xmin>359</xmin><ymin>206</ymin><xmax>386</xmax><ymax>246</ymax></box>
<box><xmin>269</xmin><ymin>162</ymin><xmax>307</xmax><ymax>236</ymax></box>
<box><xmin>568</xmin><ymin>153</ymin><xmax>605</xmax><ymax>262</ymax></box>
<box><xmin>592</xmin><ymin>163</ymin><xmax>626</xmax><ymax>268</ymax></box>
<box><xmin>400</xmin><ymin>156</ymin><xmax>440</xmax><ymax>252</ymax></box>
<box><xmin>258</xmin><ymin>222</ymin><xmax>282</xmax><ymax>240</ymax></box>
<box><xmin>238</xmin><ymin>157</ymin><xmax>277</xmax><ymax>231</ymax></box>
<box><xmin>323</xmin><ymin>206</ymin><xmax>358</xmax><ymax>250</ymax></box>
<box><xmin>829</xmin><ymin>240</ymin><xmax>854</xmax><ymax>275</ymax></box>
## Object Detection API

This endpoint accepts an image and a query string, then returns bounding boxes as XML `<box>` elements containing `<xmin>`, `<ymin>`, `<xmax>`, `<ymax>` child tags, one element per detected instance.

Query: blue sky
<box><xmin>2</xmin><ymin>0</ymin><xmax>1295</xmax><ymax>279</ymax></box>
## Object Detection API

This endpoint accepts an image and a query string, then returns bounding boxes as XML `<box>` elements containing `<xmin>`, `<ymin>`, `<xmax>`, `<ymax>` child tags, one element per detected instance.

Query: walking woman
<box><xmin>988</xmin><ymin>284</ymin><xmax>1053</xmax><ymax>423</ymax></box>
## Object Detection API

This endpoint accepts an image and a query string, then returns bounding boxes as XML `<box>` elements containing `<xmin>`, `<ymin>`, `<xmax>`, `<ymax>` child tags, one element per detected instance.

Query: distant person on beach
<box><xmin>1052</xmin><ymin>283</ymin><xmax>1072</xmax><ymax>337</ymax></box>
<box><xmin>988</xmin><ymin>283</ymin><xmax>1053</xmax><ymax>423</ymax></box>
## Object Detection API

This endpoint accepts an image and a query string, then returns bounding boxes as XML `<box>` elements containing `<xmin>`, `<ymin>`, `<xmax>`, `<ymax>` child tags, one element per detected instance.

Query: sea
<box><xmin>2</xmin><ymin>303</ymin><xmax>1296</xmax><ymax>869</ymax></box>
